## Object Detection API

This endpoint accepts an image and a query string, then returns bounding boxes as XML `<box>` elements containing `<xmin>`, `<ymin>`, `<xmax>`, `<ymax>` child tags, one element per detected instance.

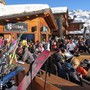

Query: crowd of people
<box><xmin>0</xmin><ymin>35</ymin><xmax>90</xmax><ymax>86</ymax></box>
<box><xmin>49</xmin><ymin>36</ymin><xmax>90</xmax><ymax>86</ymax></box>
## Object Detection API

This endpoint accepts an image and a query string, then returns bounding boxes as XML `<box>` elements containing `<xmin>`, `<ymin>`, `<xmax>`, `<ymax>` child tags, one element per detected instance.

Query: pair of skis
<box><xmin>0</xmin><ymin>32</ymin><xmax>25</xmax><ymax>89</ymax></box>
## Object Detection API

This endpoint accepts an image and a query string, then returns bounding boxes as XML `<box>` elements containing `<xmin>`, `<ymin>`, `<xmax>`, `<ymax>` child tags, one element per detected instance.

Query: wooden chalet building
<box><xmin>51</xmin><ymin>7</ymin><xmax>68</xmax><ymax>38</ymax></box>
<box><xmin>0</xmin><ymin>4</ymin><xmax>57</xmax><ymax>42</ymax></box>
<box><xmin>51</xmin><ymin>7</ymin><xmax>85</xmax><ymax>39</ymax></box>
<box><xmin>68</xmin><ymin>16</ymin><xmax>84</xmax><ymax>31</ymax></box>
<box><xmin>67</xmin><ymin>16</ymin><xmax>85</xmax><ymax>39</ymax></box>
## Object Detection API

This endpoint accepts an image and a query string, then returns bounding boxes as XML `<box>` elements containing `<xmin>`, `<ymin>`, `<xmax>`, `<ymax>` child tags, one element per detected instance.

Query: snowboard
<box><xmin>17</xmin><ymin>50</ymin><xmax>50</xmax><ymax>90</ymax></box>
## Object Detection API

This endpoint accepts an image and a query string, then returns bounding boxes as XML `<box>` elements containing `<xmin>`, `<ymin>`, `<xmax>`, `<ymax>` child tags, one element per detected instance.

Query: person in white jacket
<box><xmin>67</xmin><ymin>39</ymin><xmax>76</xmax><ymax>54</ymax></box>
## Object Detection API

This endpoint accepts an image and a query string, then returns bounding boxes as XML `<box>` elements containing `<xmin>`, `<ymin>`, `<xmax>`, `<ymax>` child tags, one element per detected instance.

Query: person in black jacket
<box><xmin>59</xmin><ymin>57</ymin><xmax>82</xmax><ymax>85</ymax></box>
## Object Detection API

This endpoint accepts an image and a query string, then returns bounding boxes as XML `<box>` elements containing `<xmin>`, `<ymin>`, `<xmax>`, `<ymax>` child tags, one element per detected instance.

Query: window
<box><xmin>41</xmin><ymin>26</ymin><xmax>48</xmax><ymax>32</ymax></box>
<box><xmin>41</xmin><ymin>34</ymin><xmax>46</xmax><ymax>41</ymax></box>
<box><xmin>31</xmin><ymin>26</ymin><xmax>37</xmax><ymax>32</ymax></box>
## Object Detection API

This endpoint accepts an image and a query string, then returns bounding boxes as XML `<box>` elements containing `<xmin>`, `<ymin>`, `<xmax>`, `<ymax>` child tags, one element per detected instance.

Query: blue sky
<box><xmin>5</xmin><ymin>0</ymin><xmax>90</xmax><ymax>11</ymax></box>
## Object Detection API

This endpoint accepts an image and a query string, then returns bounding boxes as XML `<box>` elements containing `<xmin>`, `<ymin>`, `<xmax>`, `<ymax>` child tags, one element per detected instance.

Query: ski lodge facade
<box><xmin>0</xmin><ymin>4</ymin><xmax>57</xmax><ymax>42</ymax></box>
<box><xmin>0</xmin><ymin>2</ymin><xmax>85</xmax><ymax>42</ymax></box>
<box><xmin>67</xmin><ymin>16</ymin><xmax>85</xmax><ymax>38</ymax></box>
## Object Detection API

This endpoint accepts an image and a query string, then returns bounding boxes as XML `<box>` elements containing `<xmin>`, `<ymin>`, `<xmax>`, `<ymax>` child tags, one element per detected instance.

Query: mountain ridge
<box><xmin>68</xmin><ymin>10</ymin><xmax>90</xmax><ymax>34</ymax></box>
<box><xmin>69</xmin><ymin>9</ymin><xmax>90</xmax><ymax>27</ymax></box>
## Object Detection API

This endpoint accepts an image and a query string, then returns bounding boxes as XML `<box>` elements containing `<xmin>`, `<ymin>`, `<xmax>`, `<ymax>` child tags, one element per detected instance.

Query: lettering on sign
<box><xmin>4</xmin><ymin>22</ymin><xmax>28</xmax><ymax>31</ymax></box>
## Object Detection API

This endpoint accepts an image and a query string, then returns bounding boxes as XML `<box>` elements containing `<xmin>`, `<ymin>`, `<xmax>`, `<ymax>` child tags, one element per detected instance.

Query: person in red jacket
<box><xmin>77</xmin><ymin>66</ymin><xmax>88</xmax><ymax>77</ymax></box>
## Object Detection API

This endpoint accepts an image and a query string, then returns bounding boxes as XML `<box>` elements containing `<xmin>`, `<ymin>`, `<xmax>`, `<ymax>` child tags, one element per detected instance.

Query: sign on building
<box><xmin>4</xmin><ymin>22</ymin><xmax>28</xmax><ymax>32</ymax></box>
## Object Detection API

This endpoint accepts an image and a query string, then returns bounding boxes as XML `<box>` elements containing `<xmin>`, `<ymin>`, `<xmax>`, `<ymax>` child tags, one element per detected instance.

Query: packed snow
<box><xmin>51</xmin><ymin>7</ymin><xmax>68</xmax><ymax>14</ymax></box>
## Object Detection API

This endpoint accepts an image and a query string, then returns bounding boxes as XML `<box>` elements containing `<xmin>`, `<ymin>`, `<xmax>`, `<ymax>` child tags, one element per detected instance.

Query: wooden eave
<box><xmin>44</xmin><ymin>10</ymin><xmax>58</xmax><ymax>30</ymax></box>
<box><xmin>68</xmin><ymin>18</ymin><xmax>74</xmax><ymax>22</ymax></box>
<box><xmin>0</xmin><ymin>8</ymin><xmax>57</xmax><ymax>30</ymax></box>
<box><xmin>0</xmin><ymin>9</ymin><xmax>47</xmax><ymax>20</ymax></box>
<box><xmin>69</xmin><ymin>21</ymin><xmax>85</xmax><ymax>24</ymax></box>
<box><xmin>68</xmin><ymin>22</ymin><xmax>84</xmax><ymax>31</ymax></box>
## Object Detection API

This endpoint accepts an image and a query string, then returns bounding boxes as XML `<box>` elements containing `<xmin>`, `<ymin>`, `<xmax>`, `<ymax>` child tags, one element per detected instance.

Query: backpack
<box><xmin>52</xmin><ymin>52</ymin><xmax>64</xmax><ymax>63</ymax></box>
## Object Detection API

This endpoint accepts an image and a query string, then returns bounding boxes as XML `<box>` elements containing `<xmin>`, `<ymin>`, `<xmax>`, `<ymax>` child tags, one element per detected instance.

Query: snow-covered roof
<box><xmin>51</xmin><ymin>7</ymin><xmax>68</xmax><ymax>14</ymax></box>
<box><xmin>68</xmin><ymin>30</ymin><xmax>83</xmax><ymax>34</ymax></box>
<box><xmin>68</xmin><ymin>29</ymin><xmax>90</xmax><ymax>34</ymax></box>
<box><xmin>69</xmin><ymin>9</ymin><xmax>90</xmax><ymax>27</ymax></box>
<box><xmin>71</xmin><ymin>20</ymin><xmax>85</xmax><ymax>24</ymax></box>
<box><xmin>0</xmin><ymin>4</ymin><xmax>50</xmax><ymax>17</ymax></box>
<box><xmin>0</xmin><ymin>3</ymin><xmax>4</xmax><ymax>6</ymax></box>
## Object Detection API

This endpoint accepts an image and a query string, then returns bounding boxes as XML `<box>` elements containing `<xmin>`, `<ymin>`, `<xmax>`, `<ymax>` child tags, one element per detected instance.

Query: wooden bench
<box><xmin>76</xmin><ymin>55</ymin><xmax>90</xmax><ymax>62</ymax></box>
<box><xmin>38</xmin><ymin>70</ymin><xmax>89</xmax><ymax>90</ymax></box>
